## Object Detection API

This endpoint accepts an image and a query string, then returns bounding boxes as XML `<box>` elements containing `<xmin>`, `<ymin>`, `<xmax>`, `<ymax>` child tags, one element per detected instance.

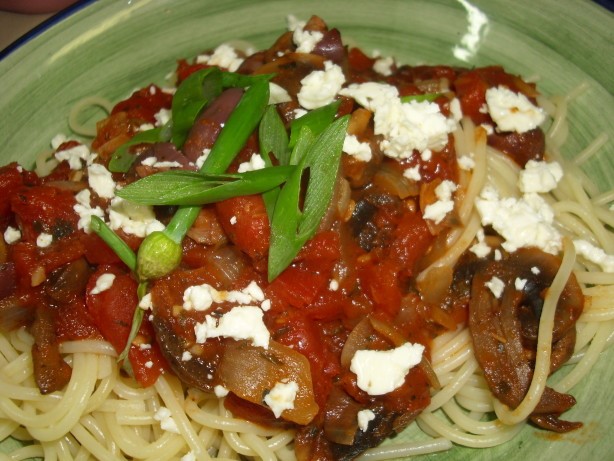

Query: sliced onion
<box><xmin>204</xmin><ymin>245</ymin><xmax>249</xmax><ymax>288</ymax></box>
<box><xmin>0</xmin><ymin>295</ymin><xmax>34</xmax><ymax>332</ymax></box>
<box><xmin>373</xmin><ymin>162</ymin><xmax>418</xmax><ymax>199</ymax></box>
<box><xmin>218</xmin><ymin>340</ymin><xmax>319</xmax><ymax>425</ymax></box>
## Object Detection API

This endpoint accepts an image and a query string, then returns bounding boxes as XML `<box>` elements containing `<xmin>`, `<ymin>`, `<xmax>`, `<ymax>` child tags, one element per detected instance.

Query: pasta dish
<box><xmin>0</xmin><ymin>15</ymin><xmax>613</xmax><ymax>461</ymax></box>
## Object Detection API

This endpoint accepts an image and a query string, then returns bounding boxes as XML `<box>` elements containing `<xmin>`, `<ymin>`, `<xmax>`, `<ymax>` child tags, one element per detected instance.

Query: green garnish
<box><xmin>116</xmin><ymin>167</ymin><xmax>295</xmax><ymax>206</ymax></box>
<box><xmin>117</xmin><ymin>281</ymin><xmax>148</xmax><ymax>362</ymax></box>
<box><xmin>400</xmin><ymin>93</ymin><xmax>441</xmax><ymax>103</ymax></box>
<box><xmin>108</xmin><ymin>128</ymin><xmax>164</xmax><ymax>173</ymax></box>
<box><xmin>268</xmin><ymin>114</ymin><xmax>350</xmax><ymax>281</ymax></box>
<box><xmin>89</xmin><ymin>216</ymin><xmax>137</xmax><ymax>271</ymax></box>
<box><xmin>170</xmin><ymin>67</ymin><xmax>223</xmax><ymax>148</ymax></box>
<box><xmin>136</xmin><ymin>77</ymin><xmax>271</xmax><ymax>281</ymax></box>
<box><xmin>288</xmin><ymin>100</ymin><xmax>340</xmax><ymax>148</ymax></box>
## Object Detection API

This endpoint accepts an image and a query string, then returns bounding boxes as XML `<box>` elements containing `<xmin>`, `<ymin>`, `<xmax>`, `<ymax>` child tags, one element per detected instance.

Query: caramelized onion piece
<box><xmin>218</xmin><ymin>340</ymin><xmax>319</xmax><ymax>425</ymax></box>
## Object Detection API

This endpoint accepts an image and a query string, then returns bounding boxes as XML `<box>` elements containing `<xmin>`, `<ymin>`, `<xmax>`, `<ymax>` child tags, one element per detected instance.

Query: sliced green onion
<box><xmin>288</xmin><ymin>100</ymin><xmax>340</xmax><ymax>148</ymax></box>
<box><xmin>89</xmin><ymin>216</ymin><xmax>137</xmax><ymax>271</ymax></box>
<box><xmin>117</xmin><ymin>281</ymin><xmax>148</xmax><ymax>362</ymax></box>
<box><xmin>171</xmin><ymin>67</ymin><xmax>223</xmax><ymax>148</ymax></box>
<box><xmin>108</xmin><ymin>128</ymin><xmax>163</xmax><ymax>173</ymax></box>
<box><xmin>259</xmin><ymin>105</ymin><xmax>289</xmax><ymax>216</ymax></box>
<box><xmin>116</xmin><ymin>166</ymin><xmax>295</xmax><ymax>206</ymax></box>
<box><xmin>268</xmin><ymin>114</ymin><xmax>349</xmax><ymax>281</ymax></box>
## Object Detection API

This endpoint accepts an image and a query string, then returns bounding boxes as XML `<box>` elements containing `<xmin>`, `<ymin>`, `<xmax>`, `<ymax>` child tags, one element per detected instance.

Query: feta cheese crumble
<box><xmin>88</xmin><ymin>163</ymin><xmax>116</xmax><ymax>199</ymax></box>
<box><xmin>339</xmin><ymin>82</ymin><xmax>456</xmax><ymax>158</ymax></box>
<box><xmin>343</xmin><ymin>134</ymin><xmax>372</xmax><ymax>162</ymax></box>
<box><xmin>470</xmin><ymin>228</ymin><xmax>491</xmax><ymax>258</ymax></box>
<box><xmin>237</xmin><ymin>153</ymin><xmax>266</xmax><ymax>173</ymax></box>
<box><xmin>458</xmin><ymin>154</ymin><xmax>476</xmax><ymax>171</ymax></box>
<box><xmin>423</xmin><ymin>180</ymin><xmax>458</xmax><ymax>224</ymax></box>
<box><xmin>139</xmin><ymin>293</ymin><xmax>153</xmax><ymax>310</ymax></box>
<box><xmin>153</xmin><ymin>407</ymin><xmax>180</xmax><ymax>434</ymax></box>
<box><xmin>54</xmin><ymin>144</ymin><xmax>96</xmax><ymax>170</ymax></box>
<box><xmin>485</xmin><ymin>86</ymin><xmax>546</xmax><ymax>133</ymax></box>
<box><xmin>403</xmin><ymin>164</ymin><xmax>422</xmax><ymax>182</ymax></box>
<box><xmin>264</xmin><ymin>380</ymin><xmax>298</xmax><ymax>418</ymax></box>
<box><xmin>297</xmin><ymin>61</ymin><xmax>345</xmax><ymax>110</ymax></box>
<box><xmin>194</xmin><ymin>306</ymin><xmax>270</xmax><ymax>349</ymax></box>
<box><xmin>36</xmin><ymin>233</ymin><xmax>53</xmax><ymax>248</ymax></box>
<box><xmin>269</xmin><ymin>82</ymin><xmax>292</xmax><ymax>104</ymax></box>
<box><xmin>357</xmin><ymin>409</ymin><xmax>376</xmax><ymax>431</ymax></box>
<box><xmin>90</xmin><ymin>273</ymin><xmax>116</xmax><ymax>295</ymax></box>
<box><xmin>73</xmin><ymin>189</ymin><xmax>105</xmax><ymax>233</ymax></box>
<box><xmin>183</xmin><ymin>281</ymin><xmax>267</xmax><ymax>312</ymax></box>
<box><xmin>475</xmin><ymin>186</ymin><xmax>562</xmax><ymax>254</ymax></box>
<box><xmin>515</xmin><ymin>277</ymin><xmax>528</xmax><ymax>291</ymax></box>
<box><xmin>140</xmin><ymin>157</ymin><xmax>182</xmax><ymax>169</ymax></box>
<box><xmin>181</xmin><ymin>351</ymin><xmax>192</xmax><ymax>361</ymax></box>
<box><xmin>350</xmin><ymin>342</ymin><xmax>425</xmax><ymax>396</ymax></box>
<box><xmin>196</xmin><ymin>43</ymin><xmax>247</xmax><ymax>72</ymax></box>
<box><xmin>518</xmin><ymin>160</ymin><xmax>564</xmax><ymax>193</ymax></box>
<box><xmin>214</xmin><ymin>385</ymin><xmax>229</xmax><ymax>397</ymax></box>
<box><xmin>287</xmin><ymin>15</ymin><xmax>324</xmax><ymax>53</ymax></box>
<box><xmin>108</xmin><ymin>197</ymin><xmax>165</xmax><ymax>238</ymax></box>
<box><xmin>3</xmin><ymin>226</ymin><xmax>21</xmax><ymax>244</ymax></box>
<box><xmin>486</xmin><ymin>276</ymin><xmax>505</xmax><ymax>299</ymax></box>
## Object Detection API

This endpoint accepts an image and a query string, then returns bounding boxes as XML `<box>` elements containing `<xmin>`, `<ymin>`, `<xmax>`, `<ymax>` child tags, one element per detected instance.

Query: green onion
<box><xmin>288</xmin><ymin>100</ymin><xmax>340</xmax><ymax>148</ymax></box>
<box><xmin>400</xmin><ymin>93</ymin><xmax>441</xmax><ymax>103</ymax></box>
<box><xmin>268</xmin><ymin>114</ymin><xmax>349</xmax><ymax>281</ymax></box>
<box><xmin>108</xmin><ymin>128</ymin><xmax>163</xmax><ymax>173</ymax></box>
<box><xmin>89</xmin><ymin>216</ymin><xmax>137</xmax><ymax>271</ymax></box>
<box><xmin>259</xmin><ymin>105</ymin><xmax>289</xmax><ymax>215</ymax></box>
<box><xmin>171</xmin><ymin>67</ymin><xmax>223</xmax><ymax>148</ymax></box>
<box><xmin>136</xmin><ymin>78</ymin><xmax>271</xmax><ymax>281</ymax></box>
<box><xmin>117</xmin><ymin>281</ymin><xmax>148</xmax><ymax>362</ymax></box>
<box><xmin>116</xmin><ymin>166</ymin><xmax>295</xmax><ymax>206</ymax></box>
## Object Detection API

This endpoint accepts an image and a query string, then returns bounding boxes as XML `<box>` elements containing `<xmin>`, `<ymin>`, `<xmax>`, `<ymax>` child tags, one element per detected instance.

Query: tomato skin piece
<box><xmin>55</xmin><ymin>300</ymin><xmax>102</xmax><ymax>342</ymax></box>
<box><xmin>85</xmin><ymin>265</ymin><xmax>167</xmax><ymax>386</ymax></box>
<box><xmin>216</xmin><ymin>195</ymin><xmax>270</xmax><ymax>266</ymax></box>
<box><xmin>10</xmin><ymin>185</ymin><xmax>78</xmax><ymax>242</ymax></box>
<box><xmin>0</xmin><ymin>163</ymin><xmax>36</xmax><ymax>226</ymax></box>
<box><xmin>110</xmin><ymin>84</ymin><xmax>173</xmax><ymax>124</ymax></box>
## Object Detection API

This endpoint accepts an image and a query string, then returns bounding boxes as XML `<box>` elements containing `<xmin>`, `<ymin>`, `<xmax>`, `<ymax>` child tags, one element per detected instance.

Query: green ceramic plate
<box><xmin>1</xmin><ymin>0</ymin><xmax>612</xmax><ymax>459</ymax></box>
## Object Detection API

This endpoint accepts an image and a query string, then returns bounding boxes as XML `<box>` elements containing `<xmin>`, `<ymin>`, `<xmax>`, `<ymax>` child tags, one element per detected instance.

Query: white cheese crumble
<box><xmin>183</xmin><ymin>281</ymin><xmax>266</xmax><ymax>312</ymax></box>
<box><xmin>485</xmin><ymin>86</ymin><xmax>546</xmax><ymax>133</ymax></box>
<box><xmin>339</xmin><ymin>82</ymin><xmax>456</xmax><ymax>158</ymax></box>
<box><xmin>108</xmin><ymin>197</ymin><xmax>165</xmax><ymax>238</ymax></box>
<box><xmin>229</xmin><ymin>216</ymin><xmax>237</xmax><ymax>225</ymax></box>
<box><xmin>449</xmin><ymin>98</ymin><xmax>463</xmax><ymax>122</ymax></box>
<box><xmin>515</xmin><ymin>277</ymin><xmax>528</xmax><ymax>291</ymax></box>
<box><xmin>90</xmin><ymin>273</ymin><xmax>116</xmax><ymax>295</ymax></box>
<box><xmin>423</xmin><ymin>180</ymin><xmax>458</xmax><ymax>224</ymax></box>
<box><xmin>531</xmin><ymin>266</ymin><xmax>541</xmax><ymax>275</ymax></box>
<box><xmin>403</xmin><ymin>164</ymin><xmax>422</xmax><ymax>182</ymax></box>
<box><xmin>139</xmin><ymin>343</ymin><xmax>152</xmax><ymax>350</ymax></box>
<box><xmin>3</xmin><ymin>226</ymin><xmax>21</xmax><ymax>244</ymax></box>
<box><xmin>139</xmin><ymin>293</ymin><xmax>153</xmax><ymax>310</ymax></box>
<box><xmin>573</xmin><ymin>239</ymin><xmax>614</xmax><ymax>273</ymax></box>
<box><xmin>357</xmin><ymin>409</ymin><xmax>376</xmax><ymax>431</ymax></box>
<box><xmin>264</xmin><ymin>380</ymin><xmax>298</xmax><ymax>418</ymax></box>
<box><xmin>494</xmin><ymin>249</ymin><xmax>502</xmax><ymax>261</ymax></box>
<box><xmin>475</xmin><ymin>186</ymin><xmax>562</xmax><ymax>254</ymax></box>
<box><xmin>54</xmin><ymin>144</ymin><xmax>96</xmax><ymax>170</ymax></box>
<box><xmin>140</xmin><ymin>157</ymin><xmax>182</xmax><ymax>169</ymax></box>
<box><xmin>373</xmin><ymin>56</ymin><xmax>394</xmax><ymax>76</ymax></box>
<box><xmin>138</xmin><ymin>123</ymin><xmax>155</xmax><ymax>132</ymax></box>
<box><xmin>196</xmin><ymin>43</ymin><xmax>247</xmax><ymax>72</ymax></box>
<box><xmin>458</xmin><ymin>154</ymin><xmax>475</xmax><ymax>171</ymax></box>
<box><xmin>343</xmin><ymin>134</ymin><xmax>372</xmax><ymax>162</ymax></box>
<box><xmin>194</xmin><ymin>306</ymin><xmax>270</xmax><ymax>349</ymax></box>
<box><xmin>297</xmin><ymin>61</ymin><xmax>345</xmax><ymax>110</ymax></box>
<box><xmin>485</xmin><ymin>276</ymin><xmax>505</xmax><ymax>299</ymax></box>
<box><xmin>237</xmin><ymin>153</ymin><xmax>266</xmax><ymax>173</ymax></box>
<box><xmin>518</xmin><ymin>160</ymin><xmax>564</xmax><ymax>193</ymax></box>
<box><xmin>36</xmin><ymin>233</ymin><xmax>53</xmax><ymax>248</ymax></box>
<box><xmin>144</xmin><ymin>361</ymin><xmax>154</xmax><ymax>369</ymax></box>
<box><xmin>153</xmin><ymin>407</ymin><xmax>180</xmax><ymax>434</ymax></box>
<box><xmin>88</xmin><ymin>163</ymin><xmax>116</xmax><ymax>199</ymax></box>
<box><xmin>181</xmin><ymin>351</ymin><xmax>192</xmax><ymax>361</ymax></box>
<box><xmin>350</xmin><ymin>342</ymin><xmax>424</xmax><ymax>396</ymax></box>
<box><xmin>287</xmin><ymin>15</ymin><xmax>323</xmax><ymax>53</ymax></box>
<box><xmin>214</xmin><ymin>385</ymin><xmax>229</xmax><ymax>397</ymax></box>
<box><xmin>329</xmin><ymin>279</ymin><xmax>339</xmax><ymax>291</ymax></box>
<box><xmin>293</xmin><ymin>108</ymin><xmax>308</xmax><ymax>119</ymax></box>
<box><xmin>154</xmin><ymin>108</ymin><xmax>171</xmax><ymax>127</ymax></box>
<box><xmin>269</xmin><ymin>82</ymin><xmax>292</xmax><ymax>104</ymax></box>
<box><xmin>470</xmin><ymin>228</ymin><xmax>491</xmax><ymax>258</ymax></box>
<box><xmin>73</xmin><ymin>189</ymin><xmax>105</xmax><ymax>233</ymax></box>
<box><xmin>195</xmin><ymin>148</ymin><xmax>211</xmax><ymax>169</ymax></box>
